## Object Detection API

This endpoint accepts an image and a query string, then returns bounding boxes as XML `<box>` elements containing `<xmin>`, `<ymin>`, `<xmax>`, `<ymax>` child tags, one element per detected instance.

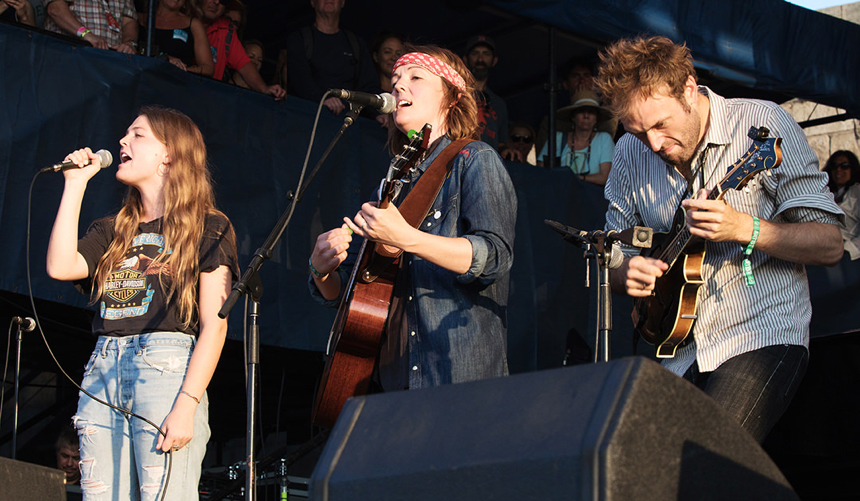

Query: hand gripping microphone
<box><xmin>41</xmin><ymin>149</ymin><xmax>113</xmax><ymax>173</ymax></box>
<box><xmin>330</xmin><ymin>89</ymin><xmax>397</xmax><ymax>114</ymax></box>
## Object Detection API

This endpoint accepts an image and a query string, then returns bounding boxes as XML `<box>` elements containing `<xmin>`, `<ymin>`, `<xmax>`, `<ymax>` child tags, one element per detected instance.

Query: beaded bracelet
<box><xmin>180</xmin><ymin>389</ymin><xmax>200</xmax><ymax>404</ymax></box>
<box><xmin>309</xmin><ymin>257</ymin><xmax>326</xmax><ymax>278</ymax></box>
<box><xmin>742</xmin><ymin>216</ymin><xmax>760</xmax><ymax>286</ymax></box>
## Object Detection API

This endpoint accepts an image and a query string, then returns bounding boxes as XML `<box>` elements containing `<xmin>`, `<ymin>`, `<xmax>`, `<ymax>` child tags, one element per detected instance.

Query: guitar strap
<box><xmin>375</xmin><ymin>139</ymin><xmax>472</xmax><ymax>259</ymax></box>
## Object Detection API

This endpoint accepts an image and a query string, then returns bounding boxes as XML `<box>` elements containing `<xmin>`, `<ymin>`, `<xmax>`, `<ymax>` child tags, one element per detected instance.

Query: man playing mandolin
<box><xmin>595</xmin><ymin>35</ymin><xmax>843</xmax><ymax>443</ymax></box>
<box><xmin>308</xmin><ymin>45</ymin><xmax>516</xmax><ymax>408</ymax></box>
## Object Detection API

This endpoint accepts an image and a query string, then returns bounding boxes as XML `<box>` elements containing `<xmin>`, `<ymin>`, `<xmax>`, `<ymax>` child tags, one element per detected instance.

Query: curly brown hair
<box><xmin>387</xmin><ymin>44</ymin><xmax>480</xmax><ymax>154</ymax></box>
<box><xmin>594</xmin><ymin>35</ymin><xmax>696</xmax><ymax>122</ymax></box>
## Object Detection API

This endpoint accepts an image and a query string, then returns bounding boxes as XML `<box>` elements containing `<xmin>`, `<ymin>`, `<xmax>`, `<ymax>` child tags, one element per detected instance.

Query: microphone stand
<box><xmin>545</xmin><ymin>220</ymin><xmax>652</xmax><ymax>363</ymax></box>
<box><xmin>217</xmin><ymin>100</ymin><xmax>364</xmax><ymax>501</ymax></box>
<box><xmin>12</xmin><ymin>319</ymin><xmax>31</xmax><ymax>459</ymax></box>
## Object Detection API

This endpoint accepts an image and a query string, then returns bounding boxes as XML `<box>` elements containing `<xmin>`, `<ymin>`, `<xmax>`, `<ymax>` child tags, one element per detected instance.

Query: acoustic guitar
<box><xmin>632</xmin><ymin>126</ymin><xmax>782</xmax><ymax>358</ymax></box>
<box><xmin>312</xmin><ymin>125</ymin><xmax>431</xmax><ymax>428</ymax></box>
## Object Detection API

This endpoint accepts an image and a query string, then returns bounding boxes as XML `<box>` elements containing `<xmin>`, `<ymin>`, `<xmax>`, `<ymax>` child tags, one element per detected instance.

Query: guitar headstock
<box><xmin>717</xmin><ymin>127</ymin><xmax>783</xmax><ymax>195</ymax></box>
<box><xmin>387</xmin><ymin>123</ymin><xmax>433</xmax><ymax>183</ymax></box>
<box><xmin>378</xmin><ymin>124</ymin><xmax>432</xmax><ymax>208</ymax></box>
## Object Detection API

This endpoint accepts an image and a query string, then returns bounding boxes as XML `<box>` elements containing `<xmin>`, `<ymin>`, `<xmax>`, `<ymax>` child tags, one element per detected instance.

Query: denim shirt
<box><xmin>310</xmin><ymin>136</ymin><xmax>517</xmax><ymax>389</ymax></box>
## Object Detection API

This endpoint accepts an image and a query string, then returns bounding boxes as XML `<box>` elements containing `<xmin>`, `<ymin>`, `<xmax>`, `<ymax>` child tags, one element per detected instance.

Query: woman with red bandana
<box><xmin>309</xmin><ymin>45</ymin><xmax>516</xmax><ymax>391</ymax></box>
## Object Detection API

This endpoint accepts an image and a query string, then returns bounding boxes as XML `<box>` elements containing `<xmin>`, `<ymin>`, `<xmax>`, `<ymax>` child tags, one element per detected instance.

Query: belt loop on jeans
<box><xmin>100</xmin><ymin>337</ymin><xmax>111</xmax><ymax>358</ymax></box>
<box><xmin>133</xmin><ymin>334</ymin><xmax>142</xmax><ymax>355</ymax></box>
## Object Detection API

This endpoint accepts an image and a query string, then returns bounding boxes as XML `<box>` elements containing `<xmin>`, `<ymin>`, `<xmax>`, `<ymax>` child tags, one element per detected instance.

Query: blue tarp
<box><xmin>1</xmin><ymin>24</ymin><xmax>856</xmax><ymax>373</ymax></box>
<box><xmin>487</xmin><ymin>0</ymin><xmax>860</xmax><ymax>116</ymax></box>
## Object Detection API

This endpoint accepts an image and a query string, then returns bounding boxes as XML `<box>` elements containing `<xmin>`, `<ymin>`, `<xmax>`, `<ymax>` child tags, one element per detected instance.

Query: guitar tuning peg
<box><xmin>744</xmin><ymin>186</ymin><xmax>751</xmax><ymax>193</ymax></box>
<box><xmin>765</xmin><ymin>169</ymin><xmax>773</xmax><ymax>177</ymax></box>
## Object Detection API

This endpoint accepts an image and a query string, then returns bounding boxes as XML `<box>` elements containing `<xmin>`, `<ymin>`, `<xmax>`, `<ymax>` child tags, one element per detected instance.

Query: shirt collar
<box><xmin>698</xmin><ymin>85</ymin><xmax>732</xmax><ymax>147</ymax></box>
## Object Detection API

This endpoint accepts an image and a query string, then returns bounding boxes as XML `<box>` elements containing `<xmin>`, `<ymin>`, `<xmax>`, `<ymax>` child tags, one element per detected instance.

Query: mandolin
<box><xmin>632</xmin><ymin>126</ymin><xmax>782</xmax><ymax>358</ymax></box>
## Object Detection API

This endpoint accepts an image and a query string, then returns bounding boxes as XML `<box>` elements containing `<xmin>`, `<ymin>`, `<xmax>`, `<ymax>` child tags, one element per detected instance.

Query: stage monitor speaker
<box><xmin>0</xmin><ymin>457</ymin><xmax>66</xmax><ymax>501</ymax></box>
<box><xmin>309</xmin><ymin>356</ymin><xmax>798</xmax><ymax>501</ymax></box>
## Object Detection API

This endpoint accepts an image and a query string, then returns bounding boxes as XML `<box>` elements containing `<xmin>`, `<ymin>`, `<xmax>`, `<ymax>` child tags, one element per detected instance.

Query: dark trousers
<box><xmin>683</xmin><ymin>344</ymin><xmax>809</xmax><ymax>443</ymax></box>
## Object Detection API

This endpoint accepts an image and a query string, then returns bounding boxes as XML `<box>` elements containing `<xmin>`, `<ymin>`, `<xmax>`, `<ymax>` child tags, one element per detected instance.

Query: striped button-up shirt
<box><xmin>605</xmin><ymin>86</ymin><xmax>842</xmax><ymax>375</ymax></box>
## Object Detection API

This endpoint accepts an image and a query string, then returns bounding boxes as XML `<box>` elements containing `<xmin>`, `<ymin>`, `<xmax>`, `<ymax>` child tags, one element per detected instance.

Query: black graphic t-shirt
<box><xmin>77</xmin><ymin>213</ymin><xmax>239</xmax><ymax>337</ymax></box>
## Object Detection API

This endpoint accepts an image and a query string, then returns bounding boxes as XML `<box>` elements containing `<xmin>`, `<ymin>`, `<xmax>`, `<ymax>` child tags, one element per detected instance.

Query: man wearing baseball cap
<box><xmin>464</xmin><ymin>35</ymin><xmax>509</xmax><ymax>151</ymax></box>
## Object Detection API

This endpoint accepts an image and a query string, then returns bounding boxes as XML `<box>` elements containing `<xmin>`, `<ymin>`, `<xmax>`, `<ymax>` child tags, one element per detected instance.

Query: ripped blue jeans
<box><xmin>73</xmin><ymin>333</ymin><xmax>209</xmax><ymax>500</ymax></box>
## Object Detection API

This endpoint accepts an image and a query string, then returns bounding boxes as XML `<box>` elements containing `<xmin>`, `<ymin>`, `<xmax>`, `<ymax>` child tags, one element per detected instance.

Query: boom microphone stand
<box><xmin>218</xmin><ymin>97</ymin><xmax>366</xmax><ymax>501</ymax></box>
<box><xmin>545</xmin><ymin>220</ymin><xmax>652</xmax><ymax>362</ymax></box>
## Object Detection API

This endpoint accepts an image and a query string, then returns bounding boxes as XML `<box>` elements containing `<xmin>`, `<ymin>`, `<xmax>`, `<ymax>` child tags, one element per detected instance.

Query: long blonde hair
<box><xmin>387</xmin><ymin>44</ymin><xmax>479</xmax><ymax>154</ymax></box>
<box><xmin>92</xmin><ymin>106</ymin><xmax>223</xmax><ymax>328</ymax></box>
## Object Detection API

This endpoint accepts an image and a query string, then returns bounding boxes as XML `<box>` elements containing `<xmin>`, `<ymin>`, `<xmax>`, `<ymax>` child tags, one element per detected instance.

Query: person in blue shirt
<box><xmin>309</xmin><ymin>45</ymin><xmax>516</xmax><ymax>392</ymax></box>
<box><xmin>538</xmin><ymin>89</ymin><xmax>615</xmax><ymax>186</ymax></box>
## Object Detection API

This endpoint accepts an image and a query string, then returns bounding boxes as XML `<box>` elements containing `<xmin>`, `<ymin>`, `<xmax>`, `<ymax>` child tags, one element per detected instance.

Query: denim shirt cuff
<box><xmin>307</xmin><ymin>268</ymin><xmax>347</xmax><ymax>308</ymax></box>
<box><xmin>457</xmin><ymin>235</ymin><xmax>488</xmax><ymax>284</ymax></box>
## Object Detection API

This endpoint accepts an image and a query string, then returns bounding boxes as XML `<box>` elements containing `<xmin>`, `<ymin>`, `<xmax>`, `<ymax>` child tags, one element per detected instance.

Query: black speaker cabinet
<box><xmin>310</xmin><ymin>356</ymin><xmax>797</xmax><ymax>501</ymax></box>
<box><xmin>0</xmin><ymin>457</ymin><xmax>66</xmax><ymax>500</ymax></box>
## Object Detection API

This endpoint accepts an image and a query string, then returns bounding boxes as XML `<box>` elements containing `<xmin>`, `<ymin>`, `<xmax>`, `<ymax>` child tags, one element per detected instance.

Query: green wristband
<box><xmin>309</xmin><ymin>257</ymin><xmax>326</xmax><ymax>278</ymax></box>
<box><xmin>742</xmin><ymin>216</ymin><xmax>760</xmax><ymax>286</ymax></box>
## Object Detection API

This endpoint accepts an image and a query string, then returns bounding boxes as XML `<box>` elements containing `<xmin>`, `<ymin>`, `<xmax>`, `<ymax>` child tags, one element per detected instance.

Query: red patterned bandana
<box><xmin>392</xmin><ymin>52</ymin><xmax>467</xmax><ymax>92</ymax></box>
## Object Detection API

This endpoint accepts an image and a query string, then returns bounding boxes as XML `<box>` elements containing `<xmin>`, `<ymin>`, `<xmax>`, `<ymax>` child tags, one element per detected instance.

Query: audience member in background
<box><xmin>222</xmin><ymin>0</ymin><xmax>244</xmax><ymax>38</ymax></box>
<box><xmin>44</xmin><ymin>0</ymin><xmax>138</xmax><ymax>53</ymax></box>
<box><xmin>193</xmin><ymin>0</ymin><xmax>285</xmax><ymax>99</ymax></box>
<box><xmin>55</xmin><ymin>425</ymin><xmax>81</xmax><ymax>485</ymax></box>
<box><xmin>464</xmin><ymin>35</ymin><xmax>508</xmax><ymax>151</ymax></box>
<box><xmin>229</xmin><ymin>38</ymin><xmax>262</xmax><ymax>87</ymax></box>
<box><xmin>537</xmin><ymin>90</ymin><xmax>614</xmax><ymax>186</ymax></box>
<box><xmin>825</xmin><ymin>150</ymin><xmax>860</xmax><ymax>259</ymax></box>
<box><xmin>535</xmin><ymin>58</ymin><xmax>617</xmax><ymax>156</ymax></box>
<box><xmin>284</xmin><ymin>0</ymin><xmax>380</xmax><ymax>115</ymax></box>
<box><xmin>139</xmin><ymin>0</ymin><xmax>212</xmax><ymax>75</ymax></box>
<box><xmin>370</xmin><ymin>31</ymin><xmax>405</xmax><ymax>93</ymax></box>
<box><xmin>0</xmin><ymin>0</ymin><xmax>36</xmax><ymax>26</ymax></box>
<box><xmin>501</xmin><ymin>121</ymin><xmax>536</xmax><ymax>165</ymax></box>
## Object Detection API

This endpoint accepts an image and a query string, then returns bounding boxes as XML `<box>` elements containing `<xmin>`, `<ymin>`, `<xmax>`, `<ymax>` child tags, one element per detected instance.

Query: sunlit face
<box><xmin>374</xmin><ymin>37</ymin><xmax>404</xmax><ymax>77</ymax></box>
<box><xmin>117</xmin><ymin>115</ymin><xmax>170</xmax><ymax>189</ymax></box>
<box><xmin>246</xmin><ymin>44</ymin><xmax>263</xmax><ymax>71</ymax></box>
<box><xmin>200</xmin><ymin>0</ymin><xmax>225</xmax><ymax>23</ymax></box>
<box><xmin>56</xmin><ymin>444</ymin><xmax>80</xmax><ymax>484</ymax></box>
<box><xmin>573</xmin><ymin>108</ymin><xmax>598</xmax><ymax>132</ymax></box>
<box><xmin>391</xmin><ymin>64</ymin><xmax>449</xmax><ymax>138</ymax></box>
<box><xmin>622</xmin><ymin>79</ymin><xmax>703</xmax><ymax>167</ymax></box>
<box><xmin>832</xmin><ymin>155</ymin><xmax>852</xmax><ymax>188</ymax></box>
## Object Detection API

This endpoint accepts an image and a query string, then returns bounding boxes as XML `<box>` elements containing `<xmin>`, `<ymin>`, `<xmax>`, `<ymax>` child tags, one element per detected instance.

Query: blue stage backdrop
<box><xmin>1</xmin><ymin>24</ymin><xmax>856</xmax><ymax>374</ymax></box>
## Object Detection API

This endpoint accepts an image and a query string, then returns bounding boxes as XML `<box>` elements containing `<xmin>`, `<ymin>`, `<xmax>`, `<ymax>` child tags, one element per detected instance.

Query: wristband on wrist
<box><xmin>309</xmin><ymin>257</ymin><xmax>327</xmax><ymax>278</ymax></box>
<box><xmin>77</xmin><ymin>26</ymin><xmax>91</xmax><ymax>38</ymax></box>
<box><xmin>179</xmin><ymin>389</ymin><xmax>200</xmax><ymax>404</ymax></box>
<box><xmin>742</xmin><ymin>216</ymin><xmax>760</xmax><ymax>286</ymax></box>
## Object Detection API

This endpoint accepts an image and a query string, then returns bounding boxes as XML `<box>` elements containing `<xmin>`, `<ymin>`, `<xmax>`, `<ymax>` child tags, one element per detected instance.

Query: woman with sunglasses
<box><xmin>824</xmin><ymin>150</ymin><xmax>860</xmax><ymax>259</ymax></box>
<box><xmin>501</xmin><ymin>122</ymin><xmax>537</xmax><ymax>165</ymax></box>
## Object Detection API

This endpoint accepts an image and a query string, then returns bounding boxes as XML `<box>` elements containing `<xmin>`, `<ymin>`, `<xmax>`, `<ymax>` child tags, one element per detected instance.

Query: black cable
<box><xmin>25</xmin><ymin>171</ymin><xmax>174</xmax><ymax>500</ymax></box>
